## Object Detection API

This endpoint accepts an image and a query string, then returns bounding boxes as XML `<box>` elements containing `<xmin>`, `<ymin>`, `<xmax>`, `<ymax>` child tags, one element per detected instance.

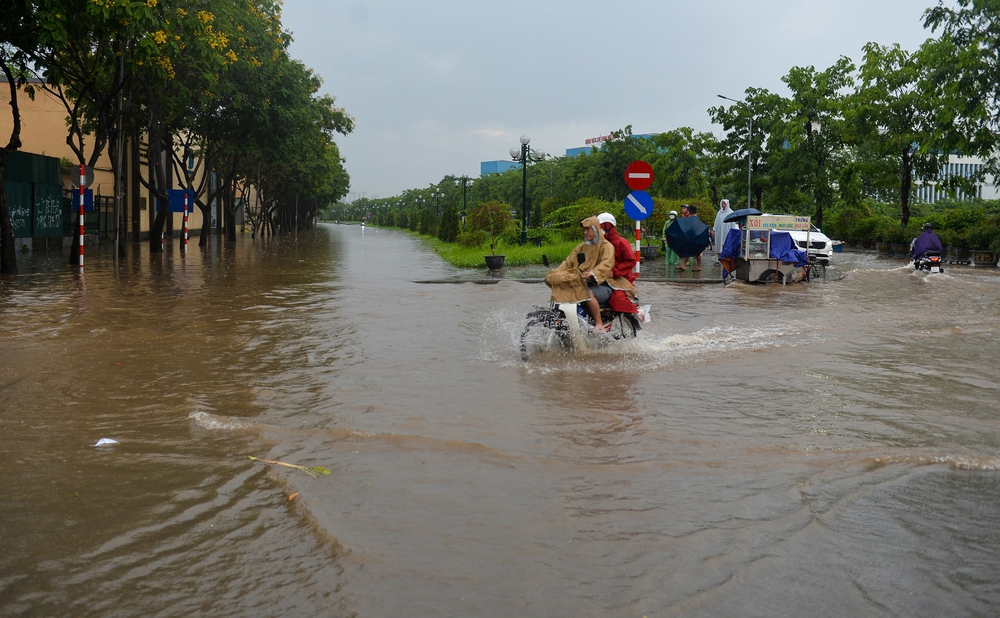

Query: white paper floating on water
<box><xmin>94</xmin><ymin>438</ymin><xmax>119</xmax><ymax>447</ymax></box>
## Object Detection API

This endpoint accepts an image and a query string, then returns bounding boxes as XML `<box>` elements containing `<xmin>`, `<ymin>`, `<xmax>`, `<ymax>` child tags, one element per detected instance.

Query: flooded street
<box><xmin>2</xmin><ymin>225</ymin><xmax>1000</xmax><ymax>617</ymax></box>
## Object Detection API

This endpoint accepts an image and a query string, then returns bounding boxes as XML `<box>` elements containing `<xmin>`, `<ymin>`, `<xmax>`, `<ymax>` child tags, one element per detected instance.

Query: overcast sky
<box><xmin>280</xmin><ymin>1</ymin><xmax>942</xmax><ymax>201</ymax></box>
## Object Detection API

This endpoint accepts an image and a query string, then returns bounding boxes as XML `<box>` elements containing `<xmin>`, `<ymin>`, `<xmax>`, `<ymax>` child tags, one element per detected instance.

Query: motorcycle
<box><xmin>519</xmin><ymin>254</ymin><xmax>644</xmax><ymax>361</ymax></box>
<box><xmin>914</xmin><ymin>251</ymin><xmax>944</xmax><ymax>273</ymax></box>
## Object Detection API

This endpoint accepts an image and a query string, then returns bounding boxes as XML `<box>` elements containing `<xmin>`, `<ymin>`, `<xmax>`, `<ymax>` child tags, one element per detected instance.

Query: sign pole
<box><xmin>78</xmin><ymin>165</ymin><xmax>85</xmax><ymax>269</ymax></box>
<box><xmin>624</xmin><ymin>161</ymin><xmax>655</xmax><ymax>277</ymax></box>
<box><xmin>635</xmin><ymin>221</ymin><xmax>641</xmax><ymax>275</ymax></box>
<box><xmin>182</xmin><ymin>193</ymin><xmax>189</xmax><ymax>253</ymax></box>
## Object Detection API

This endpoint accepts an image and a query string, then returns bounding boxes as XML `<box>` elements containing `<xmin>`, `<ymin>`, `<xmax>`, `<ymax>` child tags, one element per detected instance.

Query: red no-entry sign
<box><xmin>624</xmin><ymin>161</ymin><xmax>653</xmax><ymax>191</ymax></box>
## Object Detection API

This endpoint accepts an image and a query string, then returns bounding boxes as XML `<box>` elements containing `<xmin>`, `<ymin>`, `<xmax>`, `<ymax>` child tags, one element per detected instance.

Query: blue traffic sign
<box><xmin>74</xmin><ymin>189</ymin><xmax>95</xmax><ymax>211</ymax></box>
<box><xmin>624</xmin><ymin>190</ymin><xmax>653</xmax><ymax>221</ymax></box>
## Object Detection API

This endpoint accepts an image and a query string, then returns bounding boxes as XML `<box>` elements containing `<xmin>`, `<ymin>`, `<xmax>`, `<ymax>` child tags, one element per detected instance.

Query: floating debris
<box><xmin>248</xmin><ymin>456</ymin><xmax>331</xmax><ymax>478</ymax></box>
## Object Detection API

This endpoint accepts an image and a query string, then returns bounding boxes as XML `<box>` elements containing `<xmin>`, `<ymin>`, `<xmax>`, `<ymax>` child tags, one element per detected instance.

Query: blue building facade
<box><xmin>480</xmin><ymin>160</ymin><xmax>521</xmax><ymax>175</ymax></box>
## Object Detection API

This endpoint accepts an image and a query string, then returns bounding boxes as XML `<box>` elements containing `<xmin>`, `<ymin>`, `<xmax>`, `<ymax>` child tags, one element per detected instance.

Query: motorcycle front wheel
<box><xmin>520</xmin><ymin>317</ymin><xmax>564</xmax><ymax>361</ymax></box>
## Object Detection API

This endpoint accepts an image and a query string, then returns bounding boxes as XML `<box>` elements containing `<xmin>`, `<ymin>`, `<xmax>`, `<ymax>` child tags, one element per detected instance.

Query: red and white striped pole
<box><xmin>182</xmin><ymin>193</ymin><xmax>189</xmax><ymax>253</ymax></box>
<box><xmin>78</xmin><ymin>165</ymin><xmax>85</xmax><ymax>268</ymax></box>
<box><xmin>634</xmin><ymin>220</ymin><xmax>641</xmax><ymax>275</ymax></box>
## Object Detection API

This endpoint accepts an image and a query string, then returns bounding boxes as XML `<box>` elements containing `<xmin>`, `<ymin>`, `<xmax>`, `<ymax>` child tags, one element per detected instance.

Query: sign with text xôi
<box><xmin>624</xmin><ymin>160</ymin><xmax>654</xmax><ymax>191</ymax></box>
<box><xmin>624</xmin><ymin>190</ymin><xmax>653</xmax><ymax>221</ymax></box>
<box><xmin>746</xmin><ymin>215</ymin><xmax>810</xmax><ymax>231</ymax></box>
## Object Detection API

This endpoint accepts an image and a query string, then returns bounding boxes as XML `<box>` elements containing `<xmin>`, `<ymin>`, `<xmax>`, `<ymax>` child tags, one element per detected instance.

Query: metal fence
<box><xmin>61</xmin><ymin>193</ymin><xmax>116</xmax><ymax>241</ymax></box>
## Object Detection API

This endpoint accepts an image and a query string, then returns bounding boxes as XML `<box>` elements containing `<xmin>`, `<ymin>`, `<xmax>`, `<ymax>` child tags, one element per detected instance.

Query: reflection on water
<box><xmin>2</xmin><ymin>227</ymin><xmax>1000</xmax><ymax>617</ymax></box>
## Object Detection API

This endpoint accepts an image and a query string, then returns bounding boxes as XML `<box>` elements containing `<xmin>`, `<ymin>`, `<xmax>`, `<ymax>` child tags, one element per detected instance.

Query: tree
<box><xmin>709</xmin><ymin>88</ymin><xmax>789</xmax><ymax>210</ymax></box>
<box><xmin>847</xmin><ymin>42</ymin><xmax>952</xmax><ymax>226</ymax></box>
<box><xmin>437</xmin><ymin>203</ymin><xmax>459</xmax><ymax>243</ymax></box>
<box><xmin>923</xmin><ymin>0</ymin><xmax>1000</xmax><ymax>172</ymax></box>
<box><xmin>648</xmin><ymin>127</ymin><xmax>716</xmax><ymax>200</ymax></box>
<box><xmin>0</xmin><ymin>3</ymin><xmax>37</xmax><ymax>274</ymax></box>
<box><xmin>773</xmin><ymin>57</ymin><xmax>855</xmax><ymax>228</ymax></box>
<box><xmin>467</xmin><ymin>200</ymin><xmax>513</xmax><ymax>255</ymax></box>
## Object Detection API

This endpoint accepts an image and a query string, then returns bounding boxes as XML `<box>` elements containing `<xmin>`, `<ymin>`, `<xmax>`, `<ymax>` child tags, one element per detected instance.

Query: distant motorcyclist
<box><xmin>910</xmin><ymin>222</ymin><xmax>943</xmax><ymax>261</ymax></box>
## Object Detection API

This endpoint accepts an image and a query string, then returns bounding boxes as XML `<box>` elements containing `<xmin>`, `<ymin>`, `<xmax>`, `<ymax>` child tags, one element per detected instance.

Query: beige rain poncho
<box><xmin>544</xmin><ymin>216</ymin><xmax>616</xmax><ymax>303</ymax></box>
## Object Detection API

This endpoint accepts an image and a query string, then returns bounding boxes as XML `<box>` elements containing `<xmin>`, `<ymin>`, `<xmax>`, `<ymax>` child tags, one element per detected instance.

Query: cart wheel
<box><xmin>757</xmin><ymin>269</ymin><xmax>776</xmax><ymax>283</ymax></box>
<box><xmin>811</xmin><ymin>262</ymin><xmax>826</xmax><ymax>281</ymax></box>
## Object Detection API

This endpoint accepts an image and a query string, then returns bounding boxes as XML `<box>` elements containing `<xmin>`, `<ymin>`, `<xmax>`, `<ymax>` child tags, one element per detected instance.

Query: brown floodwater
<box><xmin>2</xmin><ymin>225</ymin><xmax>999</xmax><ymax>617</ymax></box>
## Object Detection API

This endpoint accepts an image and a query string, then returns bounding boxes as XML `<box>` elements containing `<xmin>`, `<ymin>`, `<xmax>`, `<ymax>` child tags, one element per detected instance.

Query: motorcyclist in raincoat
<box><xmin>910</xmin><ymin>222</ymin><xmax>943</xmax><ymax>261</ymax></box>
<box><xmin>596</xmin><ymin>212</ymin><xmax>639</xmax><ymax>314</ymax></box>
<box><xmin>544</xmin><ymin>216</ymin><xmax>622</xmax><ymax>331</ymax></box>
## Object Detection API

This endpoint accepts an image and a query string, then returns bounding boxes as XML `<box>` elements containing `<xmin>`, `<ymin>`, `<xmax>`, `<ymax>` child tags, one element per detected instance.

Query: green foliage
<box><xmin>427</xmin><ymin>237</ymin><xmax>581</xmax><ymax>268</ymax></box>
<box><xmin>456</xmin><ymin>230</ymin><xmax>488</xmax><ymax>248</ymax></box>
<box><xmin>544</xmin><ymin>197</ymin><xmax>615</xmax><ymax>229</ymax></box>
<box><xmin>467</xmin><ymin>200</ymin><xmax>515</xmax><ymax>254</ymax></box>
<box><xmin>437</xmin><ymin>204</ymin><xmax>459</xmax><ymax>243</ymax></box>
<box><xmin>418</xmin><ymin>208</ymin><xmax>437</xmax><ymax>236</ymax></box>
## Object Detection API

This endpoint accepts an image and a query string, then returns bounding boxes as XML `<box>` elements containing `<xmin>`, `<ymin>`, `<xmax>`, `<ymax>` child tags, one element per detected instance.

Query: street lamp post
<box><xmin>718</xmin><ymin>94</ymin><xmax>753</xmax><ymax>210</ymax></box>
<box><xmin>431</xmin><ymin>190</ymin><xmax>443</xmax><ymax>216</ymax></box>
<box><xmin>509</xmin><ymin>135</ymin><xmax>544</xmax><ymax>245</ymax></box>
<box><xmin>454</xmin><ymin>175</ymin><xmax>473</xmax><ymax>216</ymax></box>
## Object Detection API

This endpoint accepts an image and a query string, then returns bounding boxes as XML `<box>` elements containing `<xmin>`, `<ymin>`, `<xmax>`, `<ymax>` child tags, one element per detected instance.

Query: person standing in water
<box><xmin>661</xmin><ymin>210</ymin><xmax>680</xmax><ymax>265</ymax></box>
<box><xmin>713</xmin><ymin>199</ymin><xmax>737</xmax><ymax>257</ymax></box>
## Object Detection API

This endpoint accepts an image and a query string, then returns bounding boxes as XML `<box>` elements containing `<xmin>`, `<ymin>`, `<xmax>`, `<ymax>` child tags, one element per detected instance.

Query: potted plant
<box><xmin>468</xmin><ymin>200</ymin><xmax>513</xmax><ymax>270</ymax></box>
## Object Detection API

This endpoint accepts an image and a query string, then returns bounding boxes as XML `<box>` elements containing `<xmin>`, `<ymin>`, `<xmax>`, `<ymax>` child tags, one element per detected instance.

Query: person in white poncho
<box><xmin>713</xmin><ymin>199</ymin><xmax>737</xmax><ymax>255</ymax></box>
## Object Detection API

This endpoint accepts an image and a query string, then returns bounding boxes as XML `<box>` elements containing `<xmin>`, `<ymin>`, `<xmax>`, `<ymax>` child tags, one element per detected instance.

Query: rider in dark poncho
<box><xmin>910</xmin><ymin>223</ymin><xmax>943</xmax><ymax>260</ymax></box>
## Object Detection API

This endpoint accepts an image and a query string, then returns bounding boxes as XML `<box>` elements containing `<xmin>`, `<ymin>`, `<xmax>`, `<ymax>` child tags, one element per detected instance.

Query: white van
<box><xmin>788</xmin><ymin>223</ymin><xmax>833</xmax><ymax>264</ymax></box>
<box><xmin>763</xmin><ymin>215</ymin><xmax>834</xmax><ymax>264</ymax></box>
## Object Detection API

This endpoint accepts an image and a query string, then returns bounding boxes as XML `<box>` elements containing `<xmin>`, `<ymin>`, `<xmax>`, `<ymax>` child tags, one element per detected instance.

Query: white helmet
<box><xmin>597</xmin><ymin>212</ymin><xmax>616</xmax><ymax>227</ymax></box>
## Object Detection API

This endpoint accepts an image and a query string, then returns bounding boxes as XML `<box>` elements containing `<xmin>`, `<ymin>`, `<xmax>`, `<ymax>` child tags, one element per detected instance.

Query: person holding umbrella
<box><xmin>679</xmin><ymin>205</ymin><xmax>704</xmax><ymax>271</ymax></box>
<box><xmin>661</xmin><ymin>210</ymin><xmax>680</xmax><ymax>265</ymax></box>
<box><xmin>664</xmin><ymin>205</ymin><xmax>712</xmax><ymax>272</ymax></box>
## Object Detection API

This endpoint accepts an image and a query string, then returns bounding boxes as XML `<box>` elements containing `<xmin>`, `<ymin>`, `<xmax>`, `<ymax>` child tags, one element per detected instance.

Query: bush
<box><xmin>964</xmin><ymin>226</ymin><xmax>996</xmax><ymax>249</ymax></box>
<box><xmin>468</xmin><ymin>200</ymin><xmax>515</xmax><ymax>254</ymax></box>
<box><xmin>544</xmin><ymin>198</ymin><xmax>616</xmax><ymax>230</ymax></box>
<box><xmin>456</xmin><ymin>230</ymin><xmax>488</xmax><ymax>248</ymax></box>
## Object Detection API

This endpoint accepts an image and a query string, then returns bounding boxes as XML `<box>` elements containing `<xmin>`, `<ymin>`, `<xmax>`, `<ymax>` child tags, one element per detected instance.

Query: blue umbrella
<box><xmin>665</xmin><ymin>217</ymin><xmax>711</xmax><ymax>258</ymax></box>
<box><xmin>723</xmin><ymin>207</ymin><xmax>762</xmax><ymax>223</ymax></box>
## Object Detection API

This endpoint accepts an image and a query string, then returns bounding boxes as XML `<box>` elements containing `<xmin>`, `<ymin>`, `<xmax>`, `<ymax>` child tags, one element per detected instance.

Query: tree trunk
<box><xmin>198</xmin><ymin>202</ymin><xmax>211</xmax><ymax>247</ymax></box>
<box><xmin>0</xmin><ymin>153</ymin><xmax>19</xmax><ymax>275</ymax></box>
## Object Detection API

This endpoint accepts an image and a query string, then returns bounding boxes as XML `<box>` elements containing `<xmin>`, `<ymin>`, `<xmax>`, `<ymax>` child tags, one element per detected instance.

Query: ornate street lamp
<box><xmin>431</xmin><ymin>190</ymin><xmax>444</xmax><ymax>216</ymax></box>
<box><xmin>454</xmin><ymin>175</ymin><xmax>474</xmax><ymax>217</ymax></box>
<box><xmin>718</xmin><ymin>94</ymin><xmax>753</xmax><ymax>210</ymax></box>
<box><xmin>509</xmin><ymin>135</ymin><xmax>544</xmax><ymax>245</ymax></box>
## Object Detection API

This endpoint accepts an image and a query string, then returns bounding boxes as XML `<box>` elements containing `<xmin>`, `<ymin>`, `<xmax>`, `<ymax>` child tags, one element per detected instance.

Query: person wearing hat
<box><xmin>910</xmin><ymin>222</ymin><xmax>943</xmax><ymax>261</ymax></box>
<box><xmin>661</xmin><ymin>210</ymin><xmax>680</xmax><ymax>265</ymax></box>
<box><xmin>596</xmin><ymin>212</ymin><xmax>639</xmax><ymax>315</ymax></box>
<box><xmin>597</xmin><ymin>212</ymin><xmax>637</xmax><ymax>284</ymax></box>
<box><xmin>544</xmin><ymin>216</ymin><xmax>616</xmax><ymax>331</ymax></box>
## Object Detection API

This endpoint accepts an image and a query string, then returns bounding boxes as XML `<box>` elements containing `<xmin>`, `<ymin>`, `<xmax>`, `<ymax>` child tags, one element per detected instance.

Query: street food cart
<box><xmin>722</xmin><ymin>214</ymin><xmax>811</xmax><ymax>284</ymax></box>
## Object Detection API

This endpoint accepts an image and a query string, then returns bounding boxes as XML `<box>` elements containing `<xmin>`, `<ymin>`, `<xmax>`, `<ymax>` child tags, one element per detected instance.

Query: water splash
<box><xmin>189</xmin><ymin>411</ymin><xmax>253</xmax><ymax>431</ymax></box>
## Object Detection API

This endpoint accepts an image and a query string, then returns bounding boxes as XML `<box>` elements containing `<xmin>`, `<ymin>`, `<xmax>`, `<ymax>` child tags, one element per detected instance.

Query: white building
<box><xmin>916</xmin><ymin>155</ymin><xmax>1000</xmax><ymax>203</ymax></box>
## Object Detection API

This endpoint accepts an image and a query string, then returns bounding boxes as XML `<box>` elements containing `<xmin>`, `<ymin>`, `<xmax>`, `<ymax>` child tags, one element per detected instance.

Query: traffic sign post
<box><xmin>624</xmin><ymin>161</ymin><xmax>655</xmax><ymax>274</ymax></box>
<box><xmin>78</xmin><ymin>165</ymin><xmax>85</xmax><ymax>269</ymax></box>
<box><xmin>624</xmin><ymin>189</ymin><xmax>654</xmax><ymax>275</ymax></box>
<box><xmin>182</xmin><ymin>193</ymin><xmax>189</xmax><ymax>253</ymax></box>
